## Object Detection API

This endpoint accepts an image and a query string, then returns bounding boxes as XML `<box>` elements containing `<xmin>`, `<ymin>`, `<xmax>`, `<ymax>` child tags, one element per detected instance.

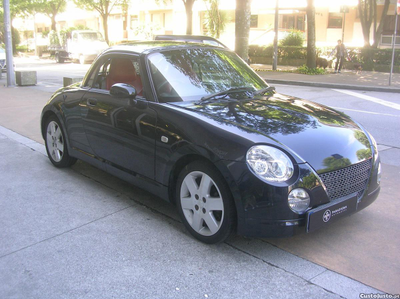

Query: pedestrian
<box><xmin>329</xmin><ymin>40</ymin><xmax>349</xmax><ymax>73</ymax></box>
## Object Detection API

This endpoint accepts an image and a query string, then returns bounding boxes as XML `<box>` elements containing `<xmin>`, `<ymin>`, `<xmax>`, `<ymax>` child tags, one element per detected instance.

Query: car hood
<box><xmin>171</xmin><ymin>93</ymin><xmax>373</xmax><ymax>174</ymax></box>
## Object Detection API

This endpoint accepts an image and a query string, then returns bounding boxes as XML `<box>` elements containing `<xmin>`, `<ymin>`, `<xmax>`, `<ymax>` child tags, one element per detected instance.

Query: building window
<box><xmin>328</xmin><ymin>13</ymin><xmax>343</xmax><ymax>28</ymax></box>
<box><xmin>250</xmin><ymin>15</ymin><xmax>258</xmax><ymax>28</ymax></box>
<box><xmin>130</xmin><ymin>15</ymin><xmax>138</xmax><ymax>29</ymax></box>
<box><xmin>280</xmin><ymin>15</ymin><xmax>305</xmax><ymax>30</ymax></box>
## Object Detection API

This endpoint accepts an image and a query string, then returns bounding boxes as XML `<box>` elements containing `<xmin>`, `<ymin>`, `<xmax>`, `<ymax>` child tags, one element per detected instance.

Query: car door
<box><xmin>80</xmin><ymin>53</ymin><xmax>156</xmax><ymax>180</ymax></box>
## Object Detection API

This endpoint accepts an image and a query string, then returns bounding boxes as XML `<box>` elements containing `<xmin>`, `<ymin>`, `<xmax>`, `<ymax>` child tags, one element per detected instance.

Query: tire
<box><xmin>55</xmin><ymin>54</ymin><xmax>64</xmax><ymax>64</ymax></box>
<box><xmin>44</xmin><ymin>115</ymin><xmax>77</xmax><ymax>168</ymax></box>
<box><xmin>176</xmin><ymin>161</ymin><xmax>236</xmax><ymax>244</ymax></box>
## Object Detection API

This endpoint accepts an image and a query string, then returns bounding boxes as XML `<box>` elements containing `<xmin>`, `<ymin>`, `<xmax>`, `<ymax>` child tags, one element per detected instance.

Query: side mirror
<box><xmin>110</xmin><ymin>83</ymin><xmax>137</xmax><ymax>99</ymax></box>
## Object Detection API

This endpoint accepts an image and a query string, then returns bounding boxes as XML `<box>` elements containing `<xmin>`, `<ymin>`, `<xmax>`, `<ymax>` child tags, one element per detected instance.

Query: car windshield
<box><xmin>148</xmin><ymin>48</ymin><xmax>268</xmax><ymax>103</ymax></box>
<box><xmin>80</xmin><ymin>32</ymin><xmax>104</xmax><ymax>41</ymax></box>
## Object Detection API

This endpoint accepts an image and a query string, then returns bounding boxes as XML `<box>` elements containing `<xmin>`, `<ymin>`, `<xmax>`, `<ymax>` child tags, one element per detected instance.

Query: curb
<box><xmin>263</xmin><ymin>79</ymin><xmax>400</xmax><ymax>93</ymax></box>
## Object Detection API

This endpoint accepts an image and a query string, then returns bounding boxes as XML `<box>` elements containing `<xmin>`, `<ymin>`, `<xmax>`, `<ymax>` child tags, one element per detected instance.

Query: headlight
<box><xmin>246</xmin><ymin>145</ymin><xmax>294</xmax><ymax>183</ymax></box>
<box><xmin>288</xmin><ymin>188</ymin><xmax>310</xmax><ymax>214</ymax></box>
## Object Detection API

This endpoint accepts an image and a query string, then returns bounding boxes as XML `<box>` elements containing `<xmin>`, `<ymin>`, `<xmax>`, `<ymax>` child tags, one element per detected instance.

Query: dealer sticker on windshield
<box><xmin>306</xmin><ymin>195</ymin><xmax>358</xmax><ymax>233</ymax></box>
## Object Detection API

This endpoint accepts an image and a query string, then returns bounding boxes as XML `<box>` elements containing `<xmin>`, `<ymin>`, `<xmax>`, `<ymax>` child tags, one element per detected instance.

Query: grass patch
<box><xmin>296</xmin><ymin>65</ymin><xmax>326</xmax><ymax>75</ymax></box>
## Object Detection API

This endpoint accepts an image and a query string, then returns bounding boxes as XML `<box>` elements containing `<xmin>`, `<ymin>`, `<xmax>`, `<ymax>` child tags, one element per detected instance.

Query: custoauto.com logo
<box><xmin>323</xmin><ymin>210</ymin><xmax>331</xmax><ymax>222</ymax></box>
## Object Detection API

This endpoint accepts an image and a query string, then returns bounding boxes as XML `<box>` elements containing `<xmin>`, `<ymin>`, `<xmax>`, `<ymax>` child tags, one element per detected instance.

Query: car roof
<box><xmin>105</xmin><ymin>41</ymin><xmax>228</xmax><ymax>55</ymax></box>
<box><xmin>155</xmin><ymin>35</ymin><xmax>228</xmax><ymax>48</ymax></box>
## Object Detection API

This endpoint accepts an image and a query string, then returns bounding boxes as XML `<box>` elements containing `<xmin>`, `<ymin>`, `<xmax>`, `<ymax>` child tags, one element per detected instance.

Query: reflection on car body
<box><xmin>41</xmin><ymin>41</ymin><xmax>381</xmax><ymax>244</ymax></box>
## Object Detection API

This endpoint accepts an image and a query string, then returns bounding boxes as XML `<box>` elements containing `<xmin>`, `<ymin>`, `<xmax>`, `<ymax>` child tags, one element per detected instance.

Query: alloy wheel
<box><xmin>180</xmin><ymin>171</ymin><xmax>224</xmax><ymax>236</ymax></box>
<box><xmin>46</xmin><ymin>120</ymin><xmax>65</xmax><ymax>163</ymax></box>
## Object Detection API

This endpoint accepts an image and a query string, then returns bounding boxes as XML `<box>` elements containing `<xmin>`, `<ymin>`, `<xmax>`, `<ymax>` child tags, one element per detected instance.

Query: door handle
<box><xmin>87</xmin><ymin>98</ymin><xmax>97</xmax><ymax>106</ymax></box>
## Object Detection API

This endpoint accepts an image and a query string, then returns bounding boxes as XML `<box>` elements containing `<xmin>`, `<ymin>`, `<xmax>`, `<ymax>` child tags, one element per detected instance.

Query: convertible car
<box><xmin>41</xmin><ymin>41</ymin><xmax>381</xmax><ymax>243</ymax></box>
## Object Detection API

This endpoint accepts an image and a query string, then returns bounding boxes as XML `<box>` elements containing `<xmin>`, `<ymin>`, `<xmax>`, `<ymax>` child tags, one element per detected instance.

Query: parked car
<box><xmin>154</xmin><ymin>34</ymin><xmax>228</xmax><ymax>49</ymax></box>
<box><xmin>0</xmin><ymin>47</ymin><xmax>6</xmax><ymax>72</ymax></box>
<box><xmin>41</xmin><ymin>41</ymin><xmax>381</xmax><ymax>244</ymax></box>
<box><xmin>49</xmin><ymin>30</ymin><xmax>109</xmax><ymax>64</ymax></box>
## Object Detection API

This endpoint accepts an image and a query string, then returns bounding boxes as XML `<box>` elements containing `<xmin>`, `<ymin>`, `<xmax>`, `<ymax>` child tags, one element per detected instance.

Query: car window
<box><xmin>203</xmin><ymin>40</ymin><xmax>224</xmax><ymax>48</ymax></box>
<box><xmin>148</xmin><ymin>48</ymin><xmax>267</xmax><ymax>103</ymax></box>
<box><xmin>85</xmin><ymin>55</ymin><xmax>143</xmax><ymax>96</ymax></box>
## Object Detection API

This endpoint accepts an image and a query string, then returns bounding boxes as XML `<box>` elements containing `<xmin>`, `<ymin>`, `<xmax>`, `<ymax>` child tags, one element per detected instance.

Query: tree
<box><xmin>358</xmin><ymin>0</ymin><xmax>375</xmax><ymax>46</ymax></box>
<box><xmin>73</xmin><ymin>0</ymin><xmax>126</xmax><ymax>44</ymax></box>
<box><xmin>235</xmin><ymin>0</ymin><xmax>251</xmax><ymax>62</ymax></box>
<box><xmin>306</xmin><ymin>0</ymin><xmax>316</xmax><ymax>68</ymax></box>
<box><xmin>1</xmin><ymin>0</ymin><xmax>33</xmax><ymax>51</ymax></box>
<box><xmin>182</xmin><ymin>0</ymin><xmax>196</xmax><ymax>34</ymax></box>
<box><xmin>372</xmin><ymin>0</ymin><xmax>390</xmax><ymax>47</ymax></box>
<box><xmin>33</xmin><ymin>0</ymin><xmax>67</xmax><ymax>31</ymax></box>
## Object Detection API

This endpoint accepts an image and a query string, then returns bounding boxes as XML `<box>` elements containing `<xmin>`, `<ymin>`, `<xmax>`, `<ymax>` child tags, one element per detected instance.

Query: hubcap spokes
<box><xmin>46</xmin><ymin>121</ymin><xmax>64</xmax><ymax>162</ymax></box>
<box><xmin>180</xmin><ymin>171</ymin><xmax>224</xmax><ymax>236</ymax></box>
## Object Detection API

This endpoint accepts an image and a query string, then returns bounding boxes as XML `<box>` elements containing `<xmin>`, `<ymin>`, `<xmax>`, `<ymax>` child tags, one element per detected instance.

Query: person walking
<box><xmin>329</xmin><ymin>40</ymin><xmax>349</xmax><ymax>73</ymax></box>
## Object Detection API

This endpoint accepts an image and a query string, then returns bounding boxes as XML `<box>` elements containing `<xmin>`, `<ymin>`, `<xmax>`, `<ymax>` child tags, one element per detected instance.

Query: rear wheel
<box><xmin>176</xmin><ymin>161</ymin><xmax>236</xmax><ymax>244</ymax></box>
<box><xmin>55</xmin><ymin>53</ymin><xmax>64</xmax><ymax>63</ymax></box>
<box><xmin>44</xmin><ymin>115</ymin><xmax>77</xmax><ymax>168</ymax></box>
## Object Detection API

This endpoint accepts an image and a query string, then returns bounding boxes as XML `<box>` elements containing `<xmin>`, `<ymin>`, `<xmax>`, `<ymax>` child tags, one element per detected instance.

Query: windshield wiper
<box><xmin>252</xmin><ymin>86</ymin><xmax>276</xmax><ymax>96</ymax></box>
<box><xmin>200</xmin><ymin>87</ymin><xmax>255</xmax><ymax>102</ymax></box>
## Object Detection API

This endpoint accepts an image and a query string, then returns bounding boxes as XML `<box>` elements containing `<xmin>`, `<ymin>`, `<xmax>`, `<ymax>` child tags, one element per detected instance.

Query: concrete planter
<box><xmin>15</xmin><ymin>71</ymin><xmax>37</xmax><ymax>86</ymax></box>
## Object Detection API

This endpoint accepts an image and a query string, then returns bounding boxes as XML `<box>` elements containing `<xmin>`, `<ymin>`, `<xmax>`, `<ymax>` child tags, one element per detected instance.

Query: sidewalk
<box><xmin>252</xmin><ymin>64</ymin><xmax>400</xmax><ymax>93</ymax></box>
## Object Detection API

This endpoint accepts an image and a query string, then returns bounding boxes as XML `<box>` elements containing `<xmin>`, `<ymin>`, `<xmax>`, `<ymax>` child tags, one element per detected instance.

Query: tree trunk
<box><xmin>306</xmin><ymin>0</ymin><xmax>316</xmax><ymax>68</ymax></box>
<box><xmin>183</xmin><ymin>0</ymin><xmax>195</xmax><ymax>35</ymax></box>
<box><xmin>372</xmin><ymin>0</ymin><xmax>390</xmax><ymax>48</ymax></box>
<box><xmin>51</xmin><ymin>15</ymin><xmax>57</xmax><ymax>31</ymax></box>
<box><xmin>102</xmin><ymin>14</ymin><xmax>109</xmax><ymax>45</ymax></box>
<box><xmin>358</xmin><ymin>0</ymin><xmax>373</xmax><ymax>47</ymax></box>
<box><xmin>235</xmin><ymin>0</ymin><xmax>251</xmax><ymax>62</ymax></box>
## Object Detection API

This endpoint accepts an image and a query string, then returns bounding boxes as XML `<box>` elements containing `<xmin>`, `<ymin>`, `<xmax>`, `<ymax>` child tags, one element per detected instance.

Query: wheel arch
<box><xmin>167</xmin><ymin>154</ymin><xmax>243</xmax><ymax>225</ymax></box>
<box><xmin>41</xmin><ymin>109</ymin><xmax>73</xmax><ymax>152</ymax></box>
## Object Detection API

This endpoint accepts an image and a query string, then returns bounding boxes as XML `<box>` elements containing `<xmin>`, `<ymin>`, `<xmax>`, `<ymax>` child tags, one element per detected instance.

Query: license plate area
<box><xmin>306</xmin><ymin>195</ymin><xmax>358</xmax><ymax>233</ymax></box>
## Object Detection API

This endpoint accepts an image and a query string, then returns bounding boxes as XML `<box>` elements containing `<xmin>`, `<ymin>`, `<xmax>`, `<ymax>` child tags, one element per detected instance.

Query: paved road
<box><xmin>1</xmin><ymin>58</ymin><xmax>399</xmax><ymax>296</ymax></box>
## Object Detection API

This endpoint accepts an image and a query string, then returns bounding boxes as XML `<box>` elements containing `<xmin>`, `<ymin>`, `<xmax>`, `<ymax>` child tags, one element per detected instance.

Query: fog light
<box><xmin>377</xmin><ymin>162</ymin><xmax>382</xmax><ymax>184</ymax></box>
<box><xmin>288</xmin><ymin>188</ymin><xmax>310</xmax><ymax>214</ymax></box>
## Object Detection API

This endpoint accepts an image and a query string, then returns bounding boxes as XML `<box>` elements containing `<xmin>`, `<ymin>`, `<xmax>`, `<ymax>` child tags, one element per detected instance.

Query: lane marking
<box><xmin>333</xmin><ymin>89</ymin><xmax>400</xmax><ymax>111</ymax></box>
<box><xmin>330</xmin><ymin>106</ymin><xmax>400</xmax><ymax>117</ymax></box>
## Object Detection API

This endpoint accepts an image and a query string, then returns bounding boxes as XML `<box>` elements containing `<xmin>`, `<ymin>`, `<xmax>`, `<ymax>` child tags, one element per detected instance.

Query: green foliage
<box><xmin>49</xmin><ymin>30</ymin><xmax>60</xmax><ymax>46</ymax></box>
<box><xmin>132</xmin><ymin>23</ymin><xmax>161</xmax><ymax>40</ymax></box>
<box><xmin>58</xmin><ymin>25</ymin><xmax>90</xmax><ymax>45</ymax></box>
<box><xmin>249</xmin><ymin>45</ymin><xmax>307</xmax><ymax>60</ymax></box>
<box><xmin>279</xmin><ymin>29</ymin><xmax>305</xmax><ymax>47</ymax></box>
<box><xmin>32</xmin><ymin>0</ymin><xmax>67</xmax><ymax>17</ymax></box>
<box><xmin>296</xmin><ymin>65</ymin><xmax>326</xmax><ymax>75</ymax></box>
<box><xmin>204</xmin><ymin>0</ymin><xmax>228</xmax><ymax>38</ymax></box>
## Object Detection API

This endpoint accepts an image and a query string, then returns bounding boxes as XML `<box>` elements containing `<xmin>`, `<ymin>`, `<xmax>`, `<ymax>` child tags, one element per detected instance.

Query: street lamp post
<box><xmin>389</xmin><ymin>11</ymin><xmax>398</xmax><ymax>86</ymax></box>
<box><xmin>272</xmin><ymin>0</ymin><xmax>279</xmax><ymax>71</ymax></box>
<box><xmin>340</xmin><ymin>5</ymin><xmax>349</xmax><ymax>43</ymax></box>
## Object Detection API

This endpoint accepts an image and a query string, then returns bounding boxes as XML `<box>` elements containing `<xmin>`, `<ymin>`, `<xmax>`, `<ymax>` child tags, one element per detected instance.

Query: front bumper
<box><xmin>239</xmin><ymin>185</ymin><xmax>380</xmax><ymax>238</ymax></box>
<box><xmin>222</xmin><ymin>158</ymin><xmax>381</xmax><ymax>238</ymax></box>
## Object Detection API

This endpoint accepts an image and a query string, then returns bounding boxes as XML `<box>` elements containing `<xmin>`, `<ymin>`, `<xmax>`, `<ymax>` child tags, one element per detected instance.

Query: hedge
<box><xmin>249</xmin><ymin>44</ymin><xmax>400</xmax><ymax>72</ymax></box>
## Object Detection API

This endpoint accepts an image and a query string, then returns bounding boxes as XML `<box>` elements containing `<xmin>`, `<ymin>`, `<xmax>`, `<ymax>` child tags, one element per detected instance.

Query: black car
<box><xmin>41</xmin><ymin>41</ymin><xmax>381</xmax><ymax>244</ymax></box>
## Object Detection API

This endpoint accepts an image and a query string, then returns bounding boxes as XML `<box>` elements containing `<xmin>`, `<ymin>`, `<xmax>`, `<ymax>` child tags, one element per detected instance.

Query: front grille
<box><xmin>319</xmin><ymin>159</ymin><xmax>372</xmax><ymax>201</ymax></box>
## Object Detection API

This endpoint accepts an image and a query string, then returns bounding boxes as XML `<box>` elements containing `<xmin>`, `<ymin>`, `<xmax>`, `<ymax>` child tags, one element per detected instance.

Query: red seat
<box><xmin>106</xmin><ymin>58</ymin><xmax>143</xmax><ymax>95</ymax></box>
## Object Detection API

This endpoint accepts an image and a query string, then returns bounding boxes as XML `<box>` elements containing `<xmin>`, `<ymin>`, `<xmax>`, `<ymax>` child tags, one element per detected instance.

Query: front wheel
<box><xmin>176</xmin><ymin>161</ymin><xmax>236</xmax><ymax>244</ymax></box>
<box><xmin>44</xmin><ymin>115</ymin><xmax>77</xmax><ymax>168</ymax></box>
<box><xmin>55</xmin><ymin>53</ymin><xmax>64</xmax><ymax>63</ymax></box>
